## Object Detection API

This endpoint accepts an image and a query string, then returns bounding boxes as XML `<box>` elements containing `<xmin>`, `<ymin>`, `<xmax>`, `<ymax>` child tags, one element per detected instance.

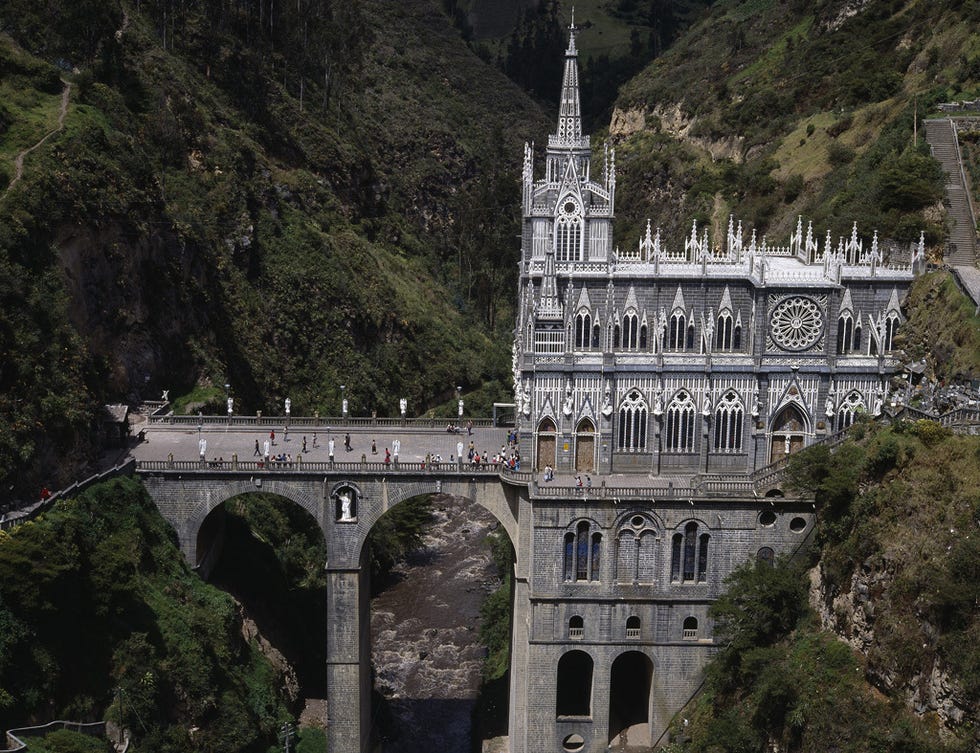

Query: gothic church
<box><xmin>506</xmin><ymin>21</ymin><xmax>921</xmax><ymax>753</ymax></box>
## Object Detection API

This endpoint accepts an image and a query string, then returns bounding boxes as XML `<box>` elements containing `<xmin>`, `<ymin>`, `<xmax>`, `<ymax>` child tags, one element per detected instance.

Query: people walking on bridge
<box><xmin>312</xmin><ymin>432</ymin><xmax>319</xmax><ymax>448</ymax></box>
<box><xmin>344</xmin><ymin>433</ymin><xmax>352</xmax><ymax>452</ymax></box>
<box><xmin>253</xmin><ymin>439</ymin><xmax>260</xmax><ymax>456</ymax></box>
<box><xmin>302</xmin><ymin>436</ymin><xmax>308</xmax><ymax>453</ymax></box>
<box><xmin>544</xmin><ymin>464</ymin><xmax>554</xmax><ymax>482</ymax></box>
<box><xmin>371</xmin><ymin>439</ymin><xmax>377</xmax><ymax>454</ymax></box>
<box><xmin>270</xmin><ymin>429</ymin><xmax>276</xmax><ymax>446</ymax></box>
<box><xmin>384</xmin><ymin>448</ymin><xmax>391</xmax><ymax>464</ymax></box>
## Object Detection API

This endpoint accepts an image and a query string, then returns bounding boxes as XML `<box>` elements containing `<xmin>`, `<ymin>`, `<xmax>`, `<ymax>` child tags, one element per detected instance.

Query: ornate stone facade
<box><xmin>509</xmin><ymin>21</ymin><xmax>923</xmax><ymax>753</ymax></box>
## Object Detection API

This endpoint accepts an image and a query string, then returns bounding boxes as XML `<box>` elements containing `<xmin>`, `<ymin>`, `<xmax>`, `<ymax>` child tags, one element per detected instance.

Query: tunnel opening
<box><xmin>364</xmin><ymin>493</ymin><xmax>513</xmax><ymax>753</ymax></box>
<box><xmin>198</xmin><ymin>493</ymin><xmax>328</xmax><ymax>709</ymax></box>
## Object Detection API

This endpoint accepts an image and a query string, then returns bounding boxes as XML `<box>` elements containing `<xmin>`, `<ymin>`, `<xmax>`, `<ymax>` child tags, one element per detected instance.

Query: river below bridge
<box><xmin>370</xmin><ymin>494</ymin><xmax>502</xmax><ymax>752</ymax></box>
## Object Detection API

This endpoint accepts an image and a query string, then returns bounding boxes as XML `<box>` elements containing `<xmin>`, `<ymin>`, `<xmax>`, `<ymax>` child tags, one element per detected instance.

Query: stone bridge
<box><xmin>136</xmin><ymin>457</ymin><xmax>532</xmax><ymax>753</ymax></box>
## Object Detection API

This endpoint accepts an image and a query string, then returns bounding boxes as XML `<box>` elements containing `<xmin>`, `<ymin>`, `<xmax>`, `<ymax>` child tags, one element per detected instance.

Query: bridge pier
<box><xmin>325</xmin><ymin>567</ymin><xmax>372</xmax><ymax>753</ymax></box>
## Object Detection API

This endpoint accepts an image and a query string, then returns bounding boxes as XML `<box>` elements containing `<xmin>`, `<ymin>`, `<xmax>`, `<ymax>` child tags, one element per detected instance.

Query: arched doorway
<box><xmin>537</xmin><ymin>417</ymin><xmax>557</xmax><ymax>471</ymax></box>
<box><xmin>609</xmin><ymin>651</ymin><xmax>653</xmax><ymax>749</ymax></box>
<box><xmin>769</xmin><ymin>403</ymin><xmax>808</xmax><ymax>462</ymax></box>
<box><xmin>608</xmin><ymin>651</ymin><xmax>653</xmax><ymax>747</ymax></box>
<box><xmin>574</xmin><ymin>418</ymin><xmax>596</xmax><ymax>472</ymax></box>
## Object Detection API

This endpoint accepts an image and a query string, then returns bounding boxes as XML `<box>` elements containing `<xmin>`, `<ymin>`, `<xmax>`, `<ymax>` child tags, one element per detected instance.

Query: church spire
<box><xmin>555</xmin><ymin>12</ymin><xmax>583</xmax><ymax>146</ymax></box>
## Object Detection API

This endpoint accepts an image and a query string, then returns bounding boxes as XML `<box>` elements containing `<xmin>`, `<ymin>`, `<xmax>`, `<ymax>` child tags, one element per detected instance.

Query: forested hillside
<box><xmin>0</xmin><ymin>0</ymin><xmax>548</xmax><ymax>500</ymax></box>
<box><xmin>609</xmin><ymin>0</ymin><xmax>979</xmax><ymax>252</ymax></box>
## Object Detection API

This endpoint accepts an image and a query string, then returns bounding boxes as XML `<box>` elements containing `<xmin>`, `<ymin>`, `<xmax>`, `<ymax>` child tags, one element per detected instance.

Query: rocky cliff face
<box><xmin>809</xmin><ymin>564</ymin><xmax>969</xmax><ymax>733</ymax></box>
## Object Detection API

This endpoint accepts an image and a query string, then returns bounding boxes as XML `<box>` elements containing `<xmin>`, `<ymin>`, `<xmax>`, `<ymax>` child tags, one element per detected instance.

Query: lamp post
<box><xmin>225</xmin><ymin>383</ymin><xmax>232</xmax><ymax>421</ymax></box>
<box><xmin>284</xmin><ymin>397</ymin><xmax>291</xmax><ymax>430</ymax></box>
<box><xmin>341</xmin><ymin>385</ymin><xmax>348</xmax><ymax>419</ymax></box>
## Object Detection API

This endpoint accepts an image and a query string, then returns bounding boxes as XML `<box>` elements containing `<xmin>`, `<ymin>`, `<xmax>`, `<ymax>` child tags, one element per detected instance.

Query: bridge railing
<box><xmin>146</xmin><ymin>414</ymin><xmax>503</xmax><ymax>429</ymax></box>
<box><xmin>134</xmin><ymin>458</ymin><xmax>504</xmax><ymax>476</ymax></box>
<box><xmin>534</xmin><ymin>483</ymin><xmax>693</xmax><ymax>500</ymax></box>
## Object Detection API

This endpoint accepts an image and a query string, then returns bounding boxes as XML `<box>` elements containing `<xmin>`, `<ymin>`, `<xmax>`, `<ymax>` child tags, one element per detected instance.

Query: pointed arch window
<box><xmin>556</xmin><ymin>214</ymin><xmax>583</xmax><ymax>262</ymax></box>
<box><xmin>853</xmin><ymin>321</ymin><xmax>862</xmax><ymax>351</ymax></box>
<box><xmin>575</xmin><ymin>311</ymin><xmax>592</xmax><ymax>350</ymax></box>
<box><xmin>686</xmin><ymin>323</ymin><xmax>696</xmax><ymax>350</ymax></box>
<box><xmin>733</xmin><ymin>323</ymin><xmax>742</xmax><ymax>349</ymax></box>
<box><xmin>884</xmin><ymin>313</ymin><xmax>899</xmax><ymax>351</ymax></box>
<box><xmin>836</xmin><ymin>391</ymin><xmax>864</xmax><ymax>431</ymax></box>
<box><xmin>617</xmin><ymin>390</ymin><xmax>648</xmax><ymax>451</ymax></box>
<box><xmin>639</xmin><ymin>324</ymin><xmax>648</xmax><ymax>349</ymax></box>
<box><xmin>668</xmin><ymin>312</ymin><xmax>686</xmax><ymax>350</ymax></box>
<box><xmin>671</xmin><ymin>522</ymin><xmax>709</xmax><ymax>583</ymax></box>
<box><xmin>713</xmin><ymin>390</ymin><xmax>744</xmax><ymax>452</ymax></box>
<box><xmin>665</xmin><ymin>391</ymin><xmax>696</xmax><ymax>453</ymax></box>
<box><xmin>592</xmin><ymin>322</ymin><xmax>601</xmax><ymax>349</ymax></box>
<box><xmin>622</xmin><ymin>312</ymin><xmax>638</xmax><ymax>349</ymax></box>
<box><xmin>837</xmin><ymin>312</ymin><xmax>854</xmax><ymax>355</ymax></box>
<box><xmin>613</xmin><ymin>324</ymin><xmax>621</xmax><ymax>349</ymax></box>
<box><xmin>716</xmin><ymin>312</ymin><xmax>734</xmax><ymax>350</ymax></box>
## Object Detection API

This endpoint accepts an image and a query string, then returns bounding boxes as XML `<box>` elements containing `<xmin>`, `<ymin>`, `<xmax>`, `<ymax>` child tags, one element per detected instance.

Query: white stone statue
<box><xmin>339</xmin><ymin>493</ymin><xmax>354</xmax><ymax>521</ymax></box>
<box><xmin>601</xmin><ymin>381</ymin><xmax>613</xmax><ymax>418</ymax></box>
<box><xmin>522</xmin><ymin>383</ymin><xmax>531</xmax><ymax>416</ymax></box>
<box><xmin>825</xmin><ymin>394</ymin><xmax>835</xmax><ymax>418</ymax></box>
<box><xmin>562</xmin><ymin>386</ymin><xmax>574</xmax><ymax>417</ymax></box>
<box><xmin>751</xmin><ymin>391</ymin><xmax>760</xmax><ymax>418</ymax></box>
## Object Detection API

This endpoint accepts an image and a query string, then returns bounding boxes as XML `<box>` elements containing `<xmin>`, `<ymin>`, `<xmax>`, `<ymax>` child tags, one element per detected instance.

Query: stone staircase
<box><xmin>924</xmin><ymin>118</ymin><xmax>978</xmax><ymax>266</ymax></box>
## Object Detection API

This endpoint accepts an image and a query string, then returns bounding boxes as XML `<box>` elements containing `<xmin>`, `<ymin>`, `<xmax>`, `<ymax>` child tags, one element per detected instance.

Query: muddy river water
<box><xmin>370</xmin><ymin>495</ymin><xmax>502</xmax><ymax>752</ymax></box>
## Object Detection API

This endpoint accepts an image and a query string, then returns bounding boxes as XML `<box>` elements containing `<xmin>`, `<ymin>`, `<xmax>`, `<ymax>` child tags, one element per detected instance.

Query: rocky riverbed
<box><xmin>370</xmin><ymin>494</ymin><xmax>502</xmax><ymax>753</ymax></box>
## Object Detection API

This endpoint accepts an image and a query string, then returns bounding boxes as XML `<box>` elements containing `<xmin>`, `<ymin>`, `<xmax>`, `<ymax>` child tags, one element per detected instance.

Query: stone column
<box><xmin>325</xmin><ymin>568</ymin><xmax>371</xmax><ymax>753</ymax></box>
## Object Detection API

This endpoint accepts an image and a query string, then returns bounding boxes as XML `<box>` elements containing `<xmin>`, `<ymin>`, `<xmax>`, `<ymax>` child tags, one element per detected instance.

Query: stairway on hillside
<box><xmin>924</xmin><ymin>118</ymin><xmax>978</xmax><ymax>267</ymax></box>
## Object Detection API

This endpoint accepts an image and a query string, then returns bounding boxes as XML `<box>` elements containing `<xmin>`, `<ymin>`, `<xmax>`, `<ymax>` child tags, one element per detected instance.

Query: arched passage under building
<box><xmin>608</xmin><ymin>650</ymin><xmax>654</xmax><ymax>748</ymax></box>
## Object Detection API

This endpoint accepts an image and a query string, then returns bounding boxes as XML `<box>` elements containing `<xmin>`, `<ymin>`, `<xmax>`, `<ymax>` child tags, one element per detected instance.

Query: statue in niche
<box><xmin>522</xmin><ymin>383</ymin><xmax>531</xmax><ymax>416</ymax></box>
<box><xmin>601</xmin><ymin>381</ymin><xmax>613</xmax><ymax>418</ymax></box>
<box><xmin>338</xmin><ymin>491</ymin><xmax>355</xmax><ymax>521</ymax></box>
<box><xmin>825</xmin><ymin>394</ymin><xmax>835</xmax><ymax>417</ymax></box>
<box><xmin>751</xmin><ymin>390</ymin><xmax>760</xmax><ymax>418</ymax></box>
<box><xmin>562</xmin><ymin>385</ymin><xmax>574</xmax><ymax>417</ymax></box>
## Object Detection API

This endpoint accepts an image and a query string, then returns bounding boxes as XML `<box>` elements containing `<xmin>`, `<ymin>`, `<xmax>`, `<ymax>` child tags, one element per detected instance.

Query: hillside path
<box><xmin>1</xmin><ymin>80</ymin><xmax>71</xmax><ymax>202</ymax></box>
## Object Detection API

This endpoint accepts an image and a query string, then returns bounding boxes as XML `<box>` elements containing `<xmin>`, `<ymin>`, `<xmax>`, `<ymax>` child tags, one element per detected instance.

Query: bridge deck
<box><xmin>129</xmin><ymin>423</ymin><xmax>790</xmax><ymax>498</ymax></box>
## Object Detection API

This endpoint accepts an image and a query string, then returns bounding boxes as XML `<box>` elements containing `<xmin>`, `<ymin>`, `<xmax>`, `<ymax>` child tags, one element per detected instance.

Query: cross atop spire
<box><xmin>568</xmin><ymin>7</ymin><xmax>578</xmax><ymax>54</ymax></box>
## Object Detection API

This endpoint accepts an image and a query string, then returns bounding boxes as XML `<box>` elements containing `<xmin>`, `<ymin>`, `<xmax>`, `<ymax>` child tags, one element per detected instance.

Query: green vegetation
<box><xmin>365</xmin><ymin>496</ymin><xmax>435</xmax><ymax>587</ymax></box>
<box><xmin>612</xmin><ymin>0</ymin><xmax>979</xmax><ymax>248</ymax></box>
<box><xmin>0</xmin><ymin>0</ymin><xmax>548</xmax><ymax>502</ymax></box>
<box><xmin>0</xmin><ymin>478</ymin><xmax>295</xmax><ymax>752</ymax></box>
<box><xmin>898</xmin><ymin>271</ymin><xmax>980</xmax><ymax>383</ymax></box>
<box><xmin>15</xmin><ymin>729</ymin><xmax>110</xmax><ymax>753</ymax></box>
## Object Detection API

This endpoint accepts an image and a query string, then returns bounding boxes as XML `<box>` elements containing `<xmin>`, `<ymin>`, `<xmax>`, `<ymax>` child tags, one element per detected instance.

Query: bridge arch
<box><xmin>185</xmin><ymin>478</ymin><xmax>326</xmax><ymax>570</ymax></box>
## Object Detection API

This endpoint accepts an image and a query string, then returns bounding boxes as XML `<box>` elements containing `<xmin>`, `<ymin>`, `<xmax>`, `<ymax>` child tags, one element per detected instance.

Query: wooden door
<box><xmin>575</xmin><ymin>435</ymin><xmax>595</xmax><ymax>472</ymax></box>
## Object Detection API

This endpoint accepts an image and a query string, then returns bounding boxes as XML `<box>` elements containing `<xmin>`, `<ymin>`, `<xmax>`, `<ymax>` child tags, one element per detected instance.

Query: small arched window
<box><xmin>625</xmin><ymin>616</ymin><xmax>641</xmax><ymax>639</ymax></box>
<box><xmin>671</xmin><ymin>522</ymin><xmax>709</xmax><ymax>584</ymax></box>
<box><xmin>757</xmin><ymin>547</ymin><xmax>775</xmax><ymax>567</ymax></box>
<box><xmin>682</xmin><ymin>616</ymin><xmax>698</xmax><ymax>640</ymax></box>
<box><xmin>568</xmin><ymin>615</ymin><xmax>584</xmax><ymax>639</ymax></box>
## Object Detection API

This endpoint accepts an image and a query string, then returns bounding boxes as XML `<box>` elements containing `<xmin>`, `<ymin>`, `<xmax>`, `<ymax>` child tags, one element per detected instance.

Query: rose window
<box><xmin>770</xmin><ymin>297</ymin><xmax>823</xmax><ymax>351</ymax></box>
